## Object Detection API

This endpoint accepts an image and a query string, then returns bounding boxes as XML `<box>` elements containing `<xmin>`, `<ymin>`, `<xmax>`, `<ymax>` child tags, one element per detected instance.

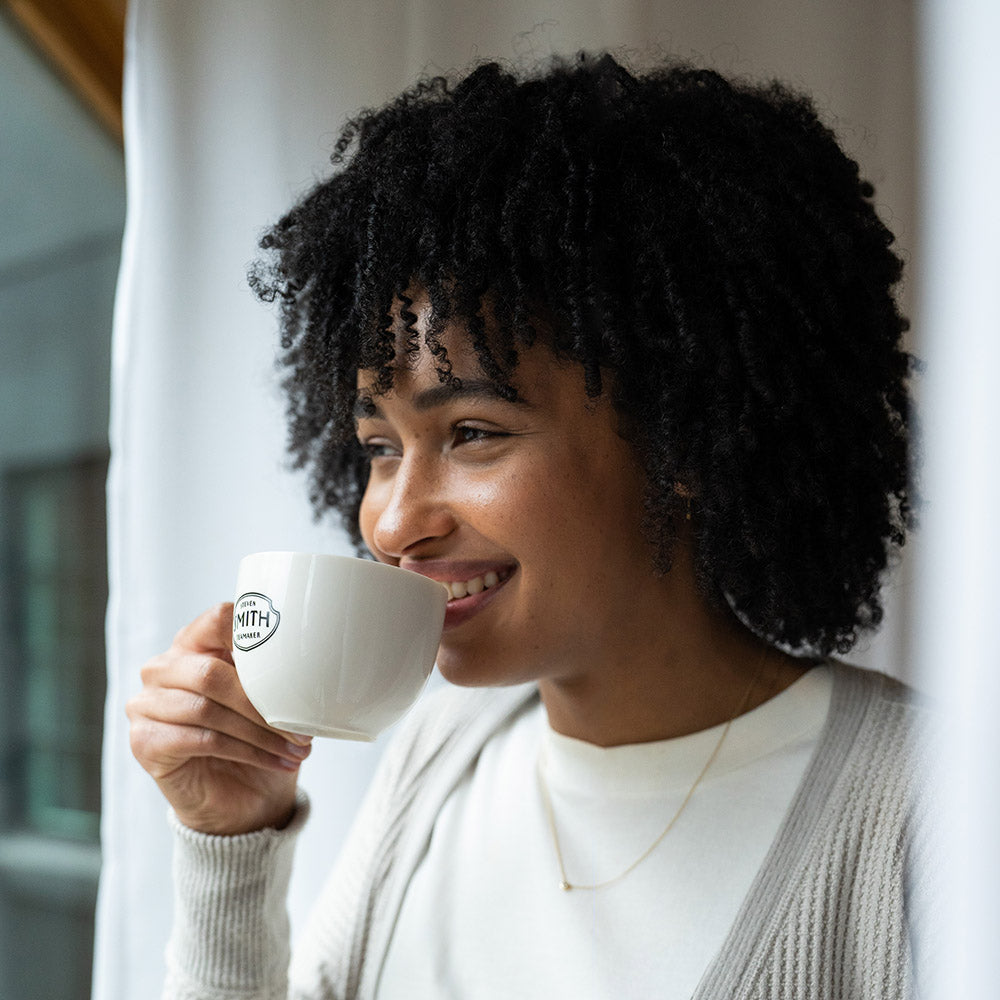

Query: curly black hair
<box><xmin>249</xmin><ymin>52</ymin><xmax>914</xmax><ymax>657</ymax></box>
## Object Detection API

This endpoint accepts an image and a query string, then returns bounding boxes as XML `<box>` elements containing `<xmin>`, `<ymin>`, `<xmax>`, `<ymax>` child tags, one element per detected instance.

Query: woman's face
<box><xmin>356</xmin><ymin>317</ymin><xmax>671</xmax><ymax>689</ymax></box>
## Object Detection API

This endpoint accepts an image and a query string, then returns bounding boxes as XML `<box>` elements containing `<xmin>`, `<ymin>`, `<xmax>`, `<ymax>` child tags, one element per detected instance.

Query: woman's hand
<box><xmin>127</xmin><ymin>602</ymin><xmax>312</xmax><ymax>835</ymax></box>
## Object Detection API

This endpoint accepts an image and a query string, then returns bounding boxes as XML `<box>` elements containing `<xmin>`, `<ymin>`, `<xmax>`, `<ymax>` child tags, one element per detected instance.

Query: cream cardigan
<box><xmin>165</xmin><ymin>662</ymin><xmax>937</xmax><ymax>999</ymax></box>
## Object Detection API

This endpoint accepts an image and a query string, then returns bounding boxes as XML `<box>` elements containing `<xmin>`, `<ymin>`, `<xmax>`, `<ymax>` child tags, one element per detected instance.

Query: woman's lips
<box><xmin>400</xmin><ymin>561</ymin><xmax>515</xmax><ymax>630</ymax></box>
<box><xmin>441</xmin><ymin>571</ymin><xmax>512</xmax><ymax>629</ymax></box>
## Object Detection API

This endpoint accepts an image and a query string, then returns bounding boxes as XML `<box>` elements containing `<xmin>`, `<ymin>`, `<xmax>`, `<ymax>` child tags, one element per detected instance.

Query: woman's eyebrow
<box><xmin>411</xmin><ymin>379</ymin><xmax>529</xmax><ymax>411</ymax></box>
<box><xmin>354</xmin><ymin>379</ymin><xmax>529</xmax><ymax>418</ymax></box>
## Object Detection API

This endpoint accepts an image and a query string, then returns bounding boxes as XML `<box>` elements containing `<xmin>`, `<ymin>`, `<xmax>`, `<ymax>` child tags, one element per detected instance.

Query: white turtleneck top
<box><xmin>378</xmin><ymin>665</ymin><xmax>833</xmax><ymax>999</ymax></box>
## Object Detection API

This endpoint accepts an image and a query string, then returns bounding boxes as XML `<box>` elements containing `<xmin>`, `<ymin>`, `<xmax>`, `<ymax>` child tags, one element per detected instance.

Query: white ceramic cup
<box><xmin>232</xmin><ymin>551</ymin><xmax>448</xmax><ymax>740</ymax></box>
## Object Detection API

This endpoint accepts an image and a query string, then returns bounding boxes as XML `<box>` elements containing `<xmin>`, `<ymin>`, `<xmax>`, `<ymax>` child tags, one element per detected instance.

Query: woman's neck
<box><xmin>536</xmin><ymin>549</ymin><xmax>811</xmax><ymax>747</ymax></box>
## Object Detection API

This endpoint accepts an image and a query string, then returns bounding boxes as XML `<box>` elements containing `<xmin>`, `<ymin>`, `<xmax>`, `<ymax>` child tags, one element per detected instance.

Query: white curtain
<box><xmin>95</xmin><ymin>2</ymin><xmax>920</xmax><ymax>998</ymax></box>
<box><xmin>916</xmin><ymin>0</ymin><xmax>1000</xmax><ymax>995</ymax></box>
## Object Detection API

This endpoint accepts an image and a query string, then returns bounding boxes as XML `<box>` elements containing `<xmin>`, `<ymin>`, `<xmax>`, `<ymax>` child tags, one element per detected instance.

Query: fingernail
<box><xmin>284</xmin><ymin>741</ymin><xmax>311</xmax><ymax>759</ymax></box>
<box><xmin>282</xmin><ymin>731</ymin><xmax>313</xmax><ymax>747</ymax></box>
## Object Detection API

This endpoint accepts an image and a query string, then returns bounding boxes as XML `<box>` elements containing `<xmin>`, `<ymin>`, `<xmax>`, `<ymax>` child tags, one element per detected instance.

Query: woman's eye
<box><xmin>453</xmin><ymin>424</ymin><xmax>506</xmax><ymax>446</ymax></box>
<box><xmin>360</xmin><ymin>439</ymin><xmax>399</xmax><ymax>460</ymax></box>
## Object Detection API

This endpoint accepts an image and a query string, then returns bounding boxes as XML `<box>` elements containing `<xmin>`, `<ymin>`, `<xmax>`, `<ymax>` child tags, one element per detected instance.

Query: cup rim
<box><xmin>237</xmin><ymin>550</ymin><xmax>449</xmax><ymax>597</ymax></box>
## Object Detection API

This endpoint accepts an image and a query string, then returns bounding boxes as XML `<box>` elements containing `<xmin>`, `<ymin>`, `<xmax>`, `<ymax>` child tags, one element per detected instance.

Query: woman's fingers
<box><xmin>127</xmin><ymin>703</ymin><xmax>303</xmax><ymax>834</ymax></box>
<box><xmin>142</xmin><ymin>646</ymin><xmax>259</xmax><ymax>720</ymax></box>
<box><xmin>128</xmin><ymin>604</ymin><xmax>311</xmax><ymax>834</ymax></box>
<box><xmin>141</xmin><ymin>644</ymin><xmax>310</xmax><ymax>741</ymax></box>
<box><xmin>172</xmin><ymin>601</ymin><xmax>236</xmax><ymax>656</ymax></box>
<box><xmin>130</xmin><ymin>625</ymin><xmax>312</xmax><ymax>783</ymax></box>
<box><xmin>127</xmin><ymin>684</ymin><xmax>311</xmax><ymax>772</ymax></box>
<box><xmin>128</xmin><ymin>713</ymin><xmax>309</xmax><ymax>778</ymax></box>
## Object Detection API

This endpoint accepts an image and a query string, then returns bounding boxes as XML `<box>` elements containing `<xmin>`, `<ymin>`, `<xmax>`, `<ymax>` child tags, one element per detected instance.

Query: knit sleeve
<box><xmin>163</xmin><ymin>791</ymin><xmax>310</xmax><ymax>1000</ymax></box>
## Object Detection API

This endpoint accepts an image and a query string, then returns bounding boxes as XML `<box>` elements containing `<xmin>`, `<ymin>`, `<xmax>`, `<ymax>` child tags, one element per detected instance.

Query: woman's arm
<box><xmin>164</xmin><ymin>795</ymin><xmax>310</xmax><ymax>1000</ymax></box>
<box><xmin>127</xmin><ymin>603</ymin><xmax>315</xmax><ymax>998</ymax></box>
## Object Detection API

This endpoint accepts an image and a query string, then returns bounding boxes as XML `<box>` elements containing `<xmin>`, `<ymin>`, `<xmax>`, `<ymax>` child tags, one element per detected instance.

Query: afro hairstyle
<box><xmin>249</xmin><ymin>52</ymin><xmax>915</xmax><ymax>656</ymax></box>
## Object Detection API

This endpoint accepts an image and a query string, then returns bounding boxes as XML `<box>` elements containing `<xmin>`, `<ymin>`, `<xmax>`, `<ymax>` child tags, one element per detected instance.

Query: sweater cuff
<box><xmin>165</xmin><ymin>791</ymin><xmax>310</xmax><ymax>998</ymax></box>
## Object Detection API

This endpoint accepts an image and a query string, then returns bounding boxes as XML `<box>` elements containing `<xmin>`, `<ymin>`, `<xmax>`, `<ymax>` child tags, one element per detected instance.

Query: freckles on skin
<box><xmin>354</xmin><ymin>298</ymin><xmax>802</xmax><ymax>743</ymax></box>
<box><xmin>355</xmin><ymin>310</ymin><xmax>664</xmax><ymax>690</ymax></box>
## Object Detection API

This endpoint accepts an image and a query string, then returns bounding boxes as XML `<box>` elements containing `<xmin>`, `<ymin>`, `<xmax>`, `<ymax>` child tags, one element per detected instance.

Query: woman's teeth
<box><xmin>444</xmin><ymin>570</ymin><xmax>501</xmax><ymax>601</ymax></box>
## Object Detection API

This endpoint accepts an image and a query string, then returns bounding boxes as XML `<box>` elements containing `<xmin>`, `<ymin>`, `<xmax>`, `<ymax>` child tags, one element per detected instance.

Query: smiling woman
<box><xmin>127</xmin><ymin>53</ymin><xmax>930</xmax><ymax>1000</ymax></box>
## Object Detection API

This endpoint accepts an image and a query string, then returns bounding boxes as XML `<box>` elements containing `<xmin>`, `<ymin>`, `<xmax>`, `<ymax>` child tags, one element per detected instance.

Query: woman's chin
<box><xmin>434</xmin><ymin>646</ymin><xmax>526</xmax><ymax>689</ymax></box>
<box><xmin>435</xmin><ymin>653</ymin><xmax>491</xmax><ymax>688</ymax></box>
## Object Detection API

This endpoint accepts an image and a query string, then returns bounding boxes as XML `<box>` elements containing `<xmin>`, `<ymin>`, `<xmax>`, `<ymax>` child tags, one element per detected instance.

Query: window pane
<box><xmin>0</xmin><ymin>11</ymin><xmax>124</xmax><ymax>999</ymax></box>
<box><xmin>5</xmin><ymin>458</ymin><xmax>108</xmax><ymax>842</ymax></box>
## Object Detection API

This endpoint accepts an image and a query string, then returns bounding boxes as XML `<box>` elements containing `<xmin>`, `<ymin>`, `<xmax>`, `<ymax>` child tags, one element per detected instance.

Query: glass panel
<box><xmin>5</xmin><ymin>458</ymin><xmax>108</xmax><ymax>842</ymax></box>
<box><xmin>0</xmin><ymin>10</ymin><xmax>124</xmax><ymax>999</ymax></box>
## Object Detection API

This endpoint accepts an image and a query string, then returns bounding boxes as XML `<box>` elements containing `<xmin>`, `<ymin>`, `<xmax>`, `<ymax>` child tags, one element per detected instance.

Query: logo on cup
<box><xmin>233</xmin><ymin>593</ymin><xmax>281</xmax><ymax>651</ymax></box>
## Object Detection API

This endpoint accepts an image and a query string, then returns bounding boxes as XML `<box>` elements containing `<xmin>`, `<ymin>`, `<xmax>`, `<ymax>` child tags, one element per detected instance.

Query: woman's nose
<box><xmin>367</xmin><ymin>453</ymin><xmax>456</xmax><ymax>559</ymax></box>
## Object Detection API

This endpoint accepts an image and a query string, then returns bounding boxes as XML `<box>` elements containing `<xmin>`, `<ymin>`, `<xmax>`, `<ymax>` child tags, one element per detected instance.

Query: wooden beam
<box><xmin>4</xmin><ymin>0</ymin><xmax>126</xmax><ymax>142</ymax></box>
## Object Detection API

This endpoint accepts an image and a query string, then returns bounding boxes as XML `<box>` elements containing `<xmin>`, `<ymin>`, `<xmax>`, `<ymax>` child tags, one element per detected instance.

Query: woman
<box><xmin>128</xmin><ymin>54</ymin><xmax>931</xmax><ymax>998</ymax></box>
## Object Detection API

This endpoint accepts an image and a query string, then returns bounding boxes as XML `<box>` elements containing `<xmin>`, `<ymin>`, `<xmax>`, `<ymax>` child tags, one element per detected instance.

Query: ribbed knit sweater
<box><xmin>165</xmin><ymin>661</ymin><xmax>936</xmax><ymax>999</ymax></box>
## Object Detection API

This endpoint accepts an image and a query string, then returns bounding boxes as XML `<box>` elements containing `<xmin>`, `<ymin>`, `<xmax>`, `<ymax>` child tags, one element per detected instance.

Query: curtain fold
<box><xmin>915</xmin><ymin>1</ymin><xmax>1000</xmax><ymax>995</ymax></box>
<box><xmin>95</xmin><ymin>3</ymin><xmax>918</xmax><ymax>997</ymax></box>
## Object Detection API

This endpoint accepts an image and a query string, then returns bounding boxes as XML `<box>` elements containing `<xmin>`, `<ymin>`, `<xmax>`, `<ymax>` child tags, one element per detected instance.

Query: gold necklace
<box><xmin>537</xmin><ymin>650</ymin><xmax>768</xmax><ymax>892</ymax></box>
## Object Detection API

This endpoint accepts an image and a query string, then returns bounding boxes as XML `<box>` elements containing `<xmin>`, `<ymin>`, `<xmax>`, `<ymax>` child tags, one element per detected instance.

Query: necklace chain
<box><xmin>537</xmin><ymin>650</ymin><xmax>768</xmax><ymax>892</ymax></box>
